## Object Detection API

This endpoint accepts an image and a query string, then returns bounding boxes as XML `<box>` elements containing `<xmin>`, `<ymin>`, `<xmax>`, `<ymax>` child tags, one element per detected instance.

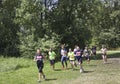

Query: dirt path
<box><xmin>68</xmin><ymin>58</ymin><xmax>120</xmax><ymax>84</ymax></box>
<box><xmin>108</xmin><ymin>58</ymin><xmax>120</xmax><ymax>64</ymax></box>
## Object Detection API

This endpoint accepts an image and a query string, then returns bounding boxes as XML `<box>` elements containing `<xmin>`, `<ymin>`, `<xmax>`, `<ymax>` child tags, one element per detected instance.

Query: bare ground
<box><xmin>68</xmin><ymin>58</ymin><xmax>120</xmax><ymax>84</ymax></box>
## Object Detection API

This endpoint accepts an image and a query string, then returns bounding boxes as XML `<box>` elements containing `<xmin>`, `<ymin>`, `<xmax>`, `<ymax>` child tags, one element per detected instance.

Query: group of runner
<box><xmin>60</xmin><ymin>45</ymin><xmax>96</xmax><ymax>72</ymax></box>
<box><xmin>34</xmin><ymin>44</ymin><xmax>107</xmax><ymax>82</ymax></box>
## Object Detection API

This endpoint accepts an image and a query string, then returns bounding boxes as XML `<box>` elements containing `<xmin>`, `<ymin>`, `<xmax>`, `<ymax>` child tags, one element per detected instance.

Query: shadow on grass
<box><xmin>84</xmin><ymin>71</ymin><xmax>94</xmax><ymax>73</ymax></box>
<box><xmin>54</xmin><ymin>69</ymin><xmax>62</xmax><ymax>71</ymax></box>
<box><xmin>88</xmin><ymin>65</ymin><xmax>97</xmax><ymax>67</ymax></box>
<box><xmin>45</xmin><ymin>78</ymin><xmax>57</xmax><ymax>81</ymax></box>
<box><xmin>89</xmin><ymin>52</ymin><xmax>120</xmax><ymax>60</ymax></box>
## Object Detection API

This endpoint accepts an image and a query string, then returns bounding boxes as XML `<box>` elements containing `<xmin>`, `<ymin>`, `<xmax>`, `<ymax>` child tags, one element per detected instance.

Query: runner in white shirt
<box><xmin>101</xmin><ymin>45</ymin><xmax>107</xmax><ymax>64</ymax></box>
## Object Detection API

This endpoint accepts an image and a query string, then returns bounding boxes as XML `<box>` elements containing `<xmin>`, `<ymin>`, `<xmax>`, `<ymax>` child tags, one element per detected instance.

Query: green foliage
<box><xmin>0</xmin><ymin>0</ymin><xmax>20</xmax><ymax>56</ymax></box>
<box><xmin>0</xmin><ymin>0</ymin><xmax>120</xmax><ymax>57</ymax></box>
<box><xmin>18</xmin><ymin>31</ymin><xmax>59</xmax><ymax>58</ymax></box>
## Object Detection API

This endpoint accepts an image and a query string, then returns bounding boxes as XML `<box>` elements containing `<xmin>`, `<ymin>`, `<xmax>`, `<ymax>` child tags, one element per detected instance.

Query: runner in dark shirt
<box><xmin>74</xmin><ymin>46</ymin><xmax>84</xmax><ymax>73</ymax></box>
<box><xmin>34</xmin><ymin>49</ymin><xmax>46</xmax><ymax>82</ymax></box>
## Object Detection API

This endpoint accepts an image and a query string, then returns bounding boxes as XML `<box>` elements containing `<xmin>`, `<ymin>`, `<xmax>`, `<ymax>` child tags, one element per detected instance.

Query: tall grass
<box><xmin>0</xmin><ymin>57</ymin><xmax>33</xmax><ymax>72</ymax></box>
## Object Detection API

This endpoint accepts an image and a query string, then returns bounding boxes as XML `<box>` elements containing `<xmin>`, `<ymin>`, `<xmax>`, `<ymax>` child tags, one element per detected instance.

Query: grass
<box><xmin>0</xmin><ymin>51</ymin><xmax>120</xmax><ymax>84</ymax></box>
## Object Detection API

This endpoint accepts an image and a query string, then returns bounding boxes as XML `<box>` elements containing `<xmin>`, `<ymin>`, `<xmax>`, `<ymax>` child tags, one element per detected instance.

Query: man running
<box><xmin>48</xmin><ymin>48</ymin><xmax>56</xmax><ymax>70</ymax></box>
<box><xmin>34</xmin><ymin>49</ymin><xmax>46</xmax><ymax>82</ymax></box>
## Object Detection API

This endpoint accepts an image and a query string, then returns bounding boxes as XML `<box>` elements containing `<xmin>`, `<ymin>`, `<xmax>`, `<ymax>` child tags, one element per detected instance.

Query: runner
<box><xmin>83</xmin><ymin>47</ymin><xmax>91</xmax><ymax>64</ymax></box>
<box><xmin>101</xmin><ymin>45</ymin><xmax>107</xmax><ymax>64</ymax></box>
<box><xmin>91</xmin><ymin>46</ymin><xmax>96</xmax><ymax>56</ymax></box>
<box><xmin>61</xmin><ymin>45</ymin><xmax>68</xmax><ymax>70</ymax></box>
<box><xmin>73</xmin><ymin>45</ymin><xmax>78</xmax><ymax>67</ymax></box>
<box><xmin>91</xmin><ymin>46</ymin><xmax>97</xmax><ymax>59</ymax></box>
<box><xmin>68</xmin><ymin>48</ymin><xmax>75</xmax><ymax>70</ymax></box>
<box><xmin>34</xmin><ymin>49</ymin><xmax>46</xmax><ymax>82</ymax></box>
<box><xmin>48</xmin><ymin>48</ymin><xmax>56</xmax><ymax>70</ymax></box>
<box><xmin>74</xmin><ymin>46</ymin><xmax>84</xmax><ymax>73</ymax></box>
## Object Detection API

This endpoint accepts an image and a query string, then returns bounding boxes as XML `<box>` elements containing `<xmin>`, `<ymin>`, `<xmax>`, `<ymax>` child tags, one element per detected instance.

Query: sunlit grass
<box><xmin>0</xmin><ymin>51</ymin><xmax>120</xmax><ymax>84</ymax></box>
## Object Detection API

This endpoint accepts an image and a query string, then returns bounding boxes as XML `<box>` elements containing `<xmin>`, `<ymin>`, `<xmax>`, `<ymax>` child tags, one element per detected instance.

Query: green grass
<box><xmin>0</xmin><ymin>51</ymin><xmax>120</xmax><ymax>84</ymax></box>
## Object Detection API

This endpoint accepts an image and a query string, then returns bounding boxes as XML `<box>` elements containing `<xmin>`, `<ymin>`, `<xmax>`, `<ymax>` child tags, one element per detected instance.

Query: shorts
<box><xmin>76</xmin><ymin>56</ymin><xmax>82</xmax><ymax>64</ymax></box>
<box><xmin>102</xmin><ymin>53</ymin><xmax>106</xmax><ymax>56</ymax></box>
<box><xmin>70</xmin><ymin>60</ymin><xmax>75</xmax><ymax>64</ymax></box>
<box><xmin>50</xmin><ymin>60</ymin><xmax>55</xmax><ymax>65</ymax></box>
<box><xmin>37</xmin><ymin>60</ymin><xmax>44</xmax><ymax>73</ymax></box>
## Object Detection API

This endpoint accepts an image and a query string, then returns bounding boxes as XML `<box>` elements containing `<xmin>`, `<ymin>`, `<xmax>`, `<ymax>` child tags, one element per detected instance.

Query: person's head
<box><xmin>61</xmin><ymin>44</ymin><xmax>65</xmax><ymax>49</ymax></box>
<box><xmin>75</xmin><ymin>45</ymin><xmax>78</xmax><ymax>48</ymax></box>
<box><xmin>76</xmin><ymin>46</ymin><xmax>80</xmax><ymax>50</ymax></box>
<box><xmin>37</xmin><ymin>49</ymin><xmax>41</xmax><ymax>54</ymax></box>
<box><xmin>102</xmin><ymin>45</ymin><xmax>105</xmax><ymax>48</ymax></box>
<box><xmin>85</xmin><ymin>46</ymin><xmax>88</xmax><ymax>49</ymax></box>
<box><xmin>69</xmin><ymin>48</ymin><xmax>72</xmax><ymax>52</ymax></box>
<box><xmin>49</xmin><ymin>48</ymin><xmax>52</xmax><ymax>52</ymax></box>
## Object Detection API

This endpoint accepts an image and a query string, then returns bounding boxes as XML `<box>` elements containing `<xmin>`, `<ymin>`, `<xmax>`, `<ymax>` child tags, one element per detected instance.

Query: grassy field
<box><xmin>0</xmin><ymin>51</ymin><xmax>120</xmax><ymax>84</ymax></box>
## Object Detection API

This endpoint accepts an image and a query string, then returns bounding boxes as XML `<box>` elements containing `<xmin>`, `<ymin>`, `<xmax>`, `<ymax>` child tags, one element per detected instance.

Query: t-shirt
<box><xmin>74</xmin><ymin>50</ymin><xmax>83</xmax><ymax>56</ymax></box>
<box><xmin>49</xmin><ymin>51</ymin><xmax>56</xmax><ymax>60</ymax></box>
<box><xmin>35</xmin><ymin>54</ymin><xmax>44</xmax><ymax>61</ymax></box>
<box><xmin>84</xmin><ymin>49</ymin><xmax>91</xmax><ymax>56</ymax></box>
<box><xmin>92</xmin><ymin>47</ymin><xmax>96</xmax><ymax>53</ymax></box>
<box><xmin>61</xmin><ymin>49</ymin><xmax>67</xmax><ymax>56</ymax></box>
<box><xmin>101</xmin><ymin>48</ymin><xmax>107</xmax><ymax>54</ymax></box>
<box><xmin>68</xmin><ymin>52</ymin><xmax>75</xmax><ymax>60</ymax></box>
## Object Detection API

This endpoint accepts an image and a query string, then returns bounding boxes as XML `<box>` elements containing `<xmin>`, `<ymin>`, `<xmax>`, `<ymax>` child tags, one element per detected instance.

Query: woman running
<box><xmin>91</xmin><ymin>46</ymin><xmax>96</xmax><ymax>55</ymax></box>
<box><xmin>60</xmin><ymin>45</ymin><xmax>68</xmax><ymax>70</ymax></box>
<box><xmin>74</xmin><ymin>46</ymin><xmax>84</xmax><ymax>73</ymax></box>
<box><xmin>84</xmin><ymin>47</ymin><xmax>91</xmax><ymax>64</ymax></box>
<box><xmin>34</xmin><ymin>49</ymin><xmax>46</xmax><ymax>82</ymax></box>
<box><xmin>68</xmin><ymin>48</ymin><xmax>75</xmax><ymax>70</ymax></box>
<box><xmin>101</xmin><ymin>45</ymin><xmax>107</xmax><ymax>64</ymax></box>
<box><xmin>48</xmin><ymin>48</ymin><xmax>56</xmax><ymax>70</ymax></box>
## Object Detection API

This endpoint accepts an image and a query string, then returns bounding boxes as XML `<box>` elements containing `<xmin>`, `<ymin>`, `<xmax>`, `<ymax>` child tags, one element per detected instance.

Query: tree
<box><xmin>0</xmin><ymin>0</ymin><xmax>20</xmax><ymax>56</ymax></box>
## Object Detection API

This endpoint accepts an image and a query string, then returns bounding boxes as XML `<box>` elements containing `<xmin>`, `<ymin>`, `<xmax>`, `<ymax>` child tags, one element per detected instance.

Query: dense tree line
<box><xmin>0</xmin><ymin>0</ymin><xmax>120</xmax><ymax>57</ymax></box>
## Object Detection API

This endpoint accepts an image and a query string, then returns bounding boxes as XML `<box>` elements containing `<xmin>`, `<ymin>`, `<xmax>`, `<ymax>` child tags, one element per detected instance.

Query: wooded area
<box><xmin>0</xmin><ymin>0</ymin><xmax>120</xmax><ymax>57</ymax></box>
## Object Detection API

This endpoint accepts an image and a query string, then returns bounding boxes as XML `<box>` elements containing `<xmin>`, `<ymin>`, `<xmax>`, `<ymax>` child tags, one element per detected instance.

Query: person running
<box><xmin>61</xmin><ymin>45</ymin><xmax>68</xmax><ymax>70</ymax></box>
<box><xmin>48</xmin><ymin>48</ymin><xmax>56</xmax><ymax>70</ymax></box>
<box><xmin>34</xmin><ymin>49</ymin><xmax>46</xmax><ymax>82</ymax></box>
<box><xmin>73</xmin><ymin>45</ymin><xmax>78</xmax><ymax>67</ymax></box>
<box><xmin>74</xmin><ymin>46</ymin><xmax>84</xmax><ymax>73</ymax></box>
<box><xmin>68</xmin><ymin>48</ymin><xmax>75</xmax><ymax>70</ymax></box>
<box><xmin>91</xmin><ymin>46</ymin><xmax>97</xmax><ymax>59</ymax></box>
<box><xmin>91</xmin><ymin>46</ymin><xmax>96</xmax><ymax>55</ymax></box>
<box><xmin>101</xmin><ymin>45</ymin><xmax>107</xmax><ymax>64</ymax></box>
<box><xmin>83</xmin><ymin>47</ymin><xmax>91</xmax><ymax>64</ymax></box>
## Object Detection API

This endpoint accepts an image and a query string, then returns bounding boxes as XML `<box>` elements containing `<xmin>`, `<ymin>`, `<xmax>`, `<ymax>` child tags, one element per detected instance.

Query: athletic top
<box><xmin>101</xmin><ymin>48</ymin><xmax>107</xmax><ymax>54</ymax></box>
<box><xmin>35</xmin><ymin>53</ymin><xmax>44</xmax><ymax>61</ymax></box>
<box><xmin>84</xmin><ymin>49</ymin><xmax>91</xmax><ymax>56</ymax></box>
<box><xmin>49</xmin><ymin>51</ymin><xmax>56</xmax><ymax>60</ymax></box>
<box><xmin>68</xmin><ymin>52</ymin><xmax>75</xmax><ymax>60</ymax></box>
<box><xmin>74</xmin><ymin>50</ymin><xmax>83</xmax><ymax>57</ymax></box>
<box><xmin>92</xmin><ymin>47</ymin><xmax>96</xmax><ymax>53</ymax></box>
<box><xmin>61</xmin><ymin>49</ymin><xmax>67</xmax><ymax>56</ymax></box>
